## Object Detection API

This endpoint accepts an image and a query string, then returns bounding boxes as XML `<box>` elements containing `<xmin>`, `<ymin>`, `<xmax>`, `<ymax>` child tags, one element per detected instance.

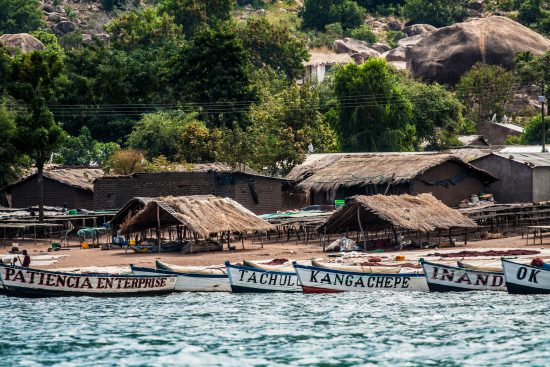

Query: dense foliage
<box><xmin>334</xmin><ymin>58</ymin><xmax>415</xmax><ymax>152</ymax></box>
<box><xmin>0</xmin><ymin>0</ymin><xmax>43</xmax><ymax>34</ymax></box>
<box><xmin>402</xmin><ymin>0</ymin><xmax>466</xmax><ymax>27</ymax></box>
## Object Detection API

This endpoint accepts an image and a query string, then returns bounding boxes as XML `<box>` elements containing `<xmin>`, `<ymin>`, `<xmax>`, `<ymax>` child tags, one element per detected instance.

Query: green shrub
<box><xmin>349</xmin><ymin>24</ymin><xmax>377</xmax><ymax>43</ymax></box>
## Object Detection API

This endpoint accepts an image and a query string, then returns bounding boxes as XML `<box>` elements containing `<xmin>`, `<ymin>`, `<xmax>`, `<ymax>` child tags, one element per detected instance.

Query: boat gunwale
<box><xmin>421</xmin><ymin>259</ymin><xmax>503</xmax><ymax>275</ymax></box>
<box><xmin>131</xmin><ymin>265</ymin><xmax>228</xmax><ymax>279</ymax></box>
<box><xmin>225</xmin><ymin>261</ymin><xmax>297</xmax><ymax>276</ymax></box>
<box><xmin>293</xmin><ymin>262</ymin><xmax>424</xmax><ymax>277</ymax></box>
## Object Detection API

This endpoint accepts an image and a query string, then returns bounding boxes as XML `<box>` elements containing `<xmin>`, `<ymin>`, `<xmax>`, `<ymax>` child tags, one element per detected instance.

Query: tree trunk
<box><xmin>37</xmin><ymin>158</ymin><xmax>45</xmax><ymax>223</ymax></box>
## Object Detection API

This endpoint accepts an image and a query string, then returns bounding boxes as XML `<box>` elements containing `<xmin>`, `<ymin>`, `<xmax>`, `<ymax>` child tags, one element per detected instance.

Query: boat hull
<box><xmin>0</xmin><ymin>264</ymin><xmax>176</xmax><ymax>297</ymax></box>
<box><xmin>225</xmin><ymin>262</ymin><xmax>301</xmax><ymax>293</ymax></box>
<box><xmin>420</xmin><ymin>260</ymin><xmax>506</xmax><ymax>292</ymax></box>
<box><xmin>131</xmin><ymin>266</ymin><xmax>230</xmax><ymax>292</ymax></box>
<box><xmin>502</xmin><ymin>259</ymin><xmax>550</xmax><ymax>294</ymax></box>
<box><xmin>293</xmin><ymin>263</ymin><xmax>428</xmax><ymax>293</ymax></box>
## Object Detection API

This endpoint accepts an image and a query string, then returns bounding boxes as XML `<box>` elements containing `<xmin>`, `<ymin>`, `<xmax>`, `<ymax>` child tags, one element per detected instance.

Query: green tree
<box><xmin>127</xmin><ymin>111</ymin><xmax>199</xmax><ymax>160</ymax></box>
<box><xmin>403</xmin><ymin>0</ymin><xmax>466</xmax><ymax>27</ymax></box>
<box><xmin>400</xmin><ymin>79</ymin><xmax>463</xmax><ymax>149</ymax></box>
<box><xmin>456</xmin><ymin>63</ymin><xmax>518</xmax><ymax>125</ymax></box>
<box><xmin>520</xmin><ymin>115</ymin><xmax>550</xmax><ymax>146</ymax></box>
<box><xmin>0</xmin><ymin>0</ymin><xmax>43</xmax><ymax>34</ymax></box>
<box><xmin>9</xmin><ymin>49</ymin><xmax>66</xmax><ymax>221</ymax></box>
<box><xmin>0</xmin><ymin>97</ymin><xmax>23</xmax><ymax>188</ymax></box>
<box><xmin>178</xmin><ymin>121</ymin><xmax>221</xmax><ymax>163</ymax></box>
<box><xmin>170</xmin><ymin>25</ymin><xmax>256</xmax><ymax>128</ymax></box>
<box><xmin>239</xmin><ymin>17</ymin><xmax>308</xmax><ymax>80</ymax></box>
<box><xmin>105</xmin><ymin>6</ymin><xmax>182</xmax><ymax>50</ymax></box>
<box><xmin>105</xmin><ymin>149</ymin><xmax>144</xmax><ymax>175</ymax></box>
<box><xmin>518</xmin><ymin>0</ymin><xmax>542</xmax><ymax>25</ymax></box>
<box><xmin>333</xmin><ymin>58</ymin><xmax>415</xmax><ymax>152</ymax></box>
<box><xmin>55</xmin><ymin>126</ymin><xmax>120</xmax><ymax>166</ymax></box>
<box><xmin>159</xmin><ymin>0</ymin><xmax>232</xmax><ymax>36</ymax></box>
<box><xmin>301</xmin><ymin>0</ymin><xmax>366</xmax><ymax>31</ymax></box>
<box><xmin>248</xmin><ymin>82</ymin><xmax>339</xmax><ymax>174</ymax></box>
<box><xmin>515</xmin><ymin>51</ymin><xmax>550</xmax><ymax>98</ymax></box>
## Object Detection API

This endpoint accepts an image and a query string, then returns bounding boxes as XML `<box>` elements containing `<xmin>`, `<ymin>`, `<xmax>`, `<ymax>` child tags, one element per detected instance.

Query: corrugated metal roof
<box><xmin>493</xmin><ymin>152</ymin><xmax>550</xmax><ymax>167</ymax></box>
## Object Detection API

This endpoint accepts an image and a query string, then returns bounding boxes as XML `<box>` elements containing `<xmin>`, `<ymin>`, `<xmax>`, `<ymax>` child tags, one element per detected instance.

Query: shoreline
<box><xmin>3</xmin><ymin>235</ymin><xmax>549</xmax><ymax>270</ymax></box>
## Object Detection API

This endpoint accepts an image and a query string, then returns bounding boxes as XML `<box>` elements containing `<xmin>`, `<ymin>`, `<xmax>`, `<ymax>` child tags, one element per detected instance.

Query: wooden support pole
<box><xmin>156</xmin><ymin>205</ymin><xmax>161</xmax><ymax>253</ymax></box>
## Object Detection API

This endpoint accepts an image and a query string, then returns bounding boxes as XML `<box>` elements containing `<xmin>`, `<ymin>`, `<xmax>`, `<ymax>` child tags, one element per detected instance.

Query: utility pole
<box><xmin>540</xmin><ymin>80</ymin><xmax>547</xmax><ymax>153</ymax></box>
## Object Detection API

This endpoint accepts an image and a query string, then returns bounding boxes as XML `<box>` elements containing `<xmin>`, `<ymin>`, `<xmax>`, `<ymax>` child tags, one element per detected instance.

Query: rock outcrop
<box><xmin>403</xmin><ymin>24</ymin><xmax>437</xmax><ymax>37</ymax></box>
<box><xmin>408</xmin><ymin>16</ymin><xmax>550</xmax><ymax>84</ymax></box>
<box><xmin>54</xmin><ymin>21</ymin><xmax>77</xmax><ymax>36</ymax></box>
<box><xmin>0</xmin><ymin>33</ymin><xmax>45</xmax><ymax>55</ymax></box>
<box><xmin>333</xmin><ymin>38</ymin><xmax>380</xmax><ymax>63</ymax></box>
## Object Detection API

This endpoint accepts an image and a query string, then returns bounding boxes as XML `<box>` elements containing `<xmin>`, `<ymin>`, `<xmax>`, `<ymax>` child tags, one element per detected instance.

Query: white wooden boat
<box><xmin>131</xmin><ymin>263</ymin><xmax>230</xmax><ymax>292</ymax></box>
<box><xmin>420</xmin><ymin>260</ymin><xmax>505</xmax><ymax>292</ymax></box>
<box><xmin>0</xmin><ymin>263</ymin><xmax>177</xmax><ymax>297</ymax></box>
<box><xmin>225</xmin><ymin>261</ymin><xmax>301</xmax><ymax>293</ymax></box>
<box><xmin>310</xmin><ymin>259</ymin><xmax>401</xmax><ymax>274</ymax></box>
<box><xmin>502</xmin><ymin>259</ymin><xmax>550</xmax><ymax>294</ymax></box>
<box><xmin>293</xmin><ymin>262</ymin><xmax>427</xmax><ymax>293</ymax></box>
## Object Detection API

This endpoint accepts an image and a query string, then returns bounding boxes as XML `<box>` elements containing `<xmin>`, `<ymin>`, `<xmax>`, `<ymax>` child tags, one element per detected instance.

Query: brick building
<box><xmin>93</xmin><ymin>170</ymin><xmax>288</xmax><ymax>214</ymax></box>
<box><xmin>2</xmin><ymin>167</ymin><xmax>103</xmax><ymax>209</ymax></box>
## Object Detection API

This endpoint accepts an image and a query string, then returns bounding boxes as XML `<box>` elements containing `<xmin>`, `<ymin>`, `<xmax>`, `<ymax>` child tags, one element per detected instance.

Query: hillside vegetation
<box><xmin>0</xmin><ymin>0</ymin><xmax>549</xmax><ymax>188</ymax></box>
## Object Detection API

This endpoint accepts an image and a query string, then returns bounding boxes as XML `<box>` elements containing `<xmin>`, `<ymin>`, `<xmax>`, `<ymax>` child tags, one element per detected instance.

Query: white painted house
<box><xmin>298</xmin><ymin>52</ymin><xmax>353</xmax><ymax>83</ymax></box>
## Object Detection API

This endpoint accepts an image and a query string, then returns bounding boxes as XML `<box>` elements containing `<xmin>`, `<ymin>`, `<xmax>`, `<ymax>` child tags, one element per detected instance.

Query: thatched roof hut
<box><xmin>318</xmin><ymin>193</ymin><xmax>477</xmax><ymax>234</ymax></box>
<box><xmin>119</xmin><ymin>195</ymin><xmax>274</xmax><ymax>238</ymax></box>
<box><xmin>286</xmin><ymin>153</ymin><xmax>496</xmax><ymax>207</ymax></box>
<box><xmin>2</xmin><ymin>166</ymin><xmax>104</xmax><ymax>209</ymax></box>
<box><xmin>4</xmin><ymin>166</ymin><xmax>104</xmax><ymax>192</ymax></box>
<box><xmin>287</xmin><ymin>153</ymin><xmax>494</xmax><ymax>192</ymax></box>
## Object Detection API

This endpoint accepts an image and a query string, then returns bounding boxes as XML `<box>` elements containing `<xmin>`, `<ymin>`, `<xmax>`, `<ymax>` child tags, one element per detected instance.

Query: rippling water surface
<box><xmin>0</xmin><ymin>292</ymin><xmax>548</xmax><ymax>366</ymax></box>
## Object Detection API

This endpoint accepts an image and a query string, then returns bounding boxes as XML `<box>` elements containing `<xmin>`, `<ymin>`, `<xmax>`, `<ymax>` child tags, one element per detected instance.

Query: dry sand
<box><xmin>2</xmin><ymin>234</ymin><xmax>549</xmax><ymax>270</ymax></box>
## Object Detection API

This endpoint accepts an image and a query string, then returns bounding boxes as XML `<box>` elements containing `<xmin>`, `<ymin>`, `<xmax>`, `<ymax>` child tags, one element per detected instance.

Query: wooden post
<box><xmin>33</xmin><ymin>225</ymin><xmax>37</xmax><ymax>246</ymax></box>
<box><xmin>323</xmin><ymin>227</ymin><xmax>327</xmax><ymax>252</ymax></box>
<box><xmin>392</xmin><ymin>225</ymin><xmax>399</xmax><ymax>246</ymax></box>
<box><xmin>464</xmin><ymin>228</ymin><xmax>468</xmax><ymax>246</ymax></box>
<box><xmin>448</xmin><ymin>228</ymin><xmax>452</xmax><ymax>247</ymax></box>
<box><xmin>156</xmin><ymin>205</ymin><xmax>161</xmax><ymax>253</ymax></box>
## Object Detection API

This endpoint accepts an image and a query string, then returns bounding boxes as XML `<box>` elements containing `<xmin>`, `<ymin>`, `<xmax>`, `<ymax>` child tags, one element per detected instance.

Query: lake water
<box><xmin>0</xmin><ymin>292</ymin><xmax>548</xmax><ymax>366</ymax></box>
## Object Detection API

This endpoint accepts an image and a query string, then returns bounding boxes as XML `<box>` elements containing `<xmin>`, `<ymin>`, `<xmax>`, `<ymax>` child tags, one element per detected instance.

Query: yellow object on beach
<box><xmin>395</xmin><ymin>255</ymin><xmax>406</xmax><ymax>261</ymax></box>
<box><xmin>81</xmin><ymin>242</ymin><xmax>89</xmax><ymax>249</ymax></box>
<box><xmin>129</xmin><ymin>240</ymin><xmax>136</xmax><ymax>246</ymax></box>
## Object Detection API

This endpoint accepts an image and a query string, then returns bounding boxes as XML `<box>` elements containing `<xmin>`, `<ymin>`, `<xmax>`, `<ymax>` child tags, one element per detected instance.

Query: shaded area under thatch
<box><xmin>119</xmin><ymin>195</ymin><xmax>274</xmax><ymax>238</ymax></box>
<box><xmin>286</xmin><ymin>153</ymin><xmax>495</xmax><ymax>193</ymax></box>
<box><xmin>318</xmin><ymin>193</ymin><xmax>477</xmax><ymax>234</ymax></box>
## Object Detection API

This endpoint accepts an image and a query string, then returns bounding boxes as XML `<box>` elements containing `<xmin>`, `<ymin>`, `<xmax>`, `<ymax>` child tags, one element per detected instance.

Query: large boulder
<box><xmin>0</xmin><ymin>33</ymin><xmax>45</xmax><ymax>55</ymax></box>
<box><xmin>403</xmin><ymin>24</ymin><xmax>437</xmax><ymax>37</ymax></box>
<box><xmin>370</xmin><ymin>42</ymin><xmax>391</xmax><ymax>53</ymax></box>
<box><xmin>384</xmin><ymin>46</ymin><xmax>409</xmax><ymax>62</ymax></box>
<box><xmin>333</xmin><ymin>38</ymin><xmax>378</xmax><ymax>54</ymax></box>
<box><xmin>333</xmin><ymin>38</ymin><xmax>380</xmax><ymax>63</ymax></box>
<box><xmin>408</xmin><ymin>16</ymin><xmax>550</xmax><ymax>85</ymax></box>
<box><xmin>54</xmin><ymin>21</ymin><xmax>77</xmax><ymax>36</ymax></box>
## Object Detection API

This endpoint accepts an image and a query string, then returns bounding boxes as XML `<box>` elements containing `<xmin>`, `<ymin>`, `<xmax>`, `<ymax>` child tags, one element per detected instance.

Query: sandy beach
<box><xmin>3</xmin><ymin>234</ymin><xmax>549</xmax><ymax>270</ymax></box>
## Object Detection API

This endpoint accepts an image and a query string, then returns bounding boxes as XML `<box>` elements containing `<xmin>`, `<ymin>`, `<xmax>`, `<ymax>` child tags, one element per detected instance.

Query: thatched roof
<box><xmin>4</xmin><ymin>166</ymin><xmax>104</xmax><ymax>191</ymax></box>
<box><xmin>286</xmin><ymin>153</ymin><xmax>495</xmax><ymax>192</ymax></box>
<box><xmin>120</xmin><ymin>195</ymin><xmax>274</xmax><ymax>238</ymax></box>
<box><xmin>318</xmin><ymin>193</ymin><xmax>477</xmax><ymax>234</ymax></box>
